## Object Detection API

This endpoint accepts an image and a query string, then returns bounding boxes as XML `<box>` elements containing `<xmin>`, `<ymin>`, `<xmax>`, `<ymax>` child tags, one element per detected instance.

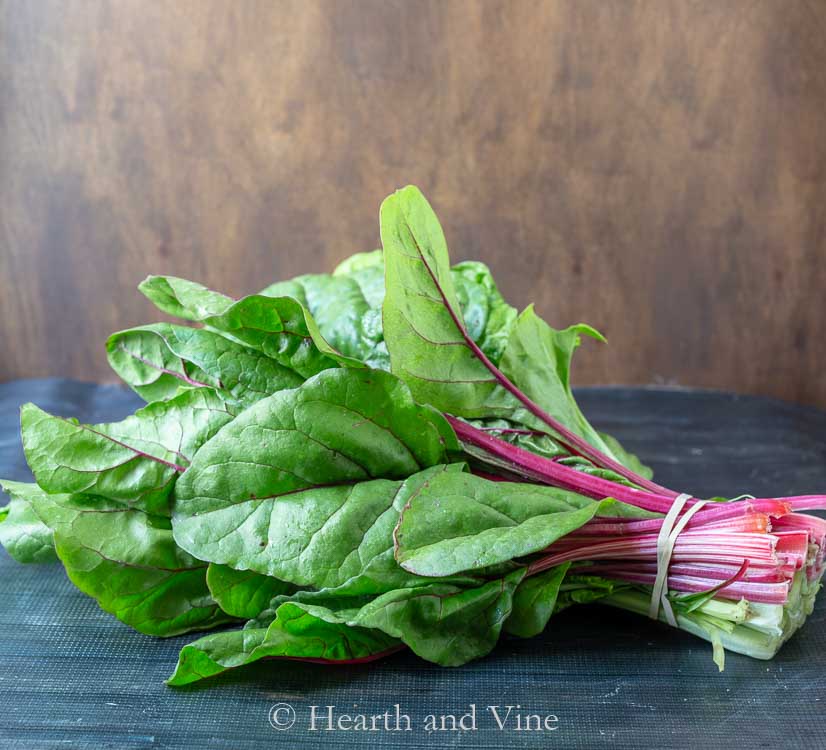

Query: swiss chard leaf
<box><xmin>206</xmin><ymin>563</ymin><xmax>297</xmax><ymax>620</ymax></box>
<box><xmin>261</xmin><ymin>264</ymin><xmax>389</xmax><ymax>369</ymax></box>
<box><xmin>274</xmin><ymin>568</ymin><xmax>526</xmax><ymax>666</ymax></box>
<box><xmin>468</xmin><ymin>420</ymin><xmax>568</xmax><ymax>459</ymax></box>
<box><xmin>167</xmin><ymin>602</ymin><xmax>400</xmax><ymax>686</ymax></box>
<box><xmin>21</xmin><ymin>389</ymin><xmax>234</xmax><ymax>515</ymax></box>
<box><xmin>107</xmin><ymin>323</ymin><xmax>304</xmax><ymax>407</ymax></box>
<box><xmin>172</xmin><ymin>369</ymin><xmax>459</xmax><ymax>585</ymax></box>
<box><xmin>381</xmin><ymin>186</ymin><xmax>510</xmax><ymax>419</ymax></box>
<box><xmin>0</xmin><ymin>481</ymin><xmax>57</xmax><ymax>563</ymax></box>
<box><xmin>451</xmin><ymin>260</ymin><xmax>517</xmax><ymax>363</ymax></box>
<box><xmin>257</xmin><ymin>255</ymin><xmax>517</xmax><ymax>374</ymax></box>
<box><xmin>340</xmin><ymin>569</ymin><xmax>525</xmax><ymax>666</ymax></box>
<box><xmin>139</xmin><ymin>276</ymin><xmax>362</xmax><ymax>376</ymax></box>
<box><xmin>332</xmin><ymin>248</ymin><xmax>384</xmax><ymax>276</ymax></box>
<box><xmin>498</xmin><ymin>306</ymin><xmax>611</xmax><ymax>449</ymax></box>
<box><xmin>498</xmin><ymin>306</ymin><xmax>650</xmax><ymax>475</ymax></box>
<box><xmin>504</xmin><ymin>562</ymin><xmax>571</xmax><ymax>638</ymax></box>
<box><xmin>380</xmin><ymin>186</ymin><xmax>654</xmax><ymax>484</ymax></box>
<box><xmin>393</xmin><ymin>471</ymin><xmax>627</xmax><ymax>577</ymax></box>
<box><xmin>25</xmin><ymin>488</ymin><xmax>231</xmax><ymax>636</ymax></box>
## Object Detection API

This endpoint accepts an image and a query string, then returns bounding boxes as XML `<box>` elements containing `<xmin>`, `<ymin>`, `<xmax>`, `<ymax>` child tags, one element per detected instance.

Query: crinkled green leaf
<box><xmin>468</xmin><ymin>419</ymin><xmax>569</xmax><ymax>459</ymax></box>
<box><xmin>505</xmin><ymin>563</ymin><xmax>571</xmax><ymax>638</ymax></box>
<box><xmin>393</xmin><ymin>471</ymin><xmax>629</xmax><ymax>577</ymax></box>
<box><xmin>172</xmin><ymin>564</ymin><xmax>524</xmax><ymax>684</ymax></box>
<box><xmin>107</xmin><ymin>323</ymin><xmax>303</xmax><ymax>407</ymax></box>
<box><xmin>21</xmin><ymin>389</ymin><xmax>234</xmax><ymax>515</ymax></box>
<box><xmin>206</xmin><ymin>563</ymin><xmax>297</xmax><ymax>620</ymax></box>
<box><xmin>173</xmin><ymin>369</ymin><xmax>459</xmax><ymax>585</ymax></box>
<box><xmin>27</xmin><ymin>490</ymin><xmax>231</xmax><ymax>636</ymax></box>
<box><xmin>261</xmin><ymin>268</ymin><xmax>389</xmax><ymax>369</ymax></box>
<box><xmin>260</xmin><ymin>251</ymin><xmax>516</xmax><ymax>375</ymax></box>
<box><xmin>179</xmin><ymin>466</ymin><xmax>469</xmax><ymax>597</ymax></box>
<box><xmin>351</xmin><ymin>571</ymin><xmax>525</xmax><ymax>665</ymax></box>
<box><xmin>451</xmin><ymin>260</ymin><xmax>517</xmax><ymax>363</ymax></box>
<box><xmin>167</xmin><ymin>602</ymin><xmax>400</xmax><ymax>686</ymax></box>
<box><xmin>139</xmin><ymin>275</ymin><xmax>362</xmax><ymax>376</ymax></box>
<box><xmin>0</xmin><ymin>481</ymin><xmax>57</xmax><ymax>563</ymax></box>
<box><xmin>258</xmin><ymin>255</ymin><xmax>516</xmax><ymax>374</ymax></box>
<box><xmin>281</xmin><ymin>569</ymin><xmax>526</xmax><ymax>666</ymax></box>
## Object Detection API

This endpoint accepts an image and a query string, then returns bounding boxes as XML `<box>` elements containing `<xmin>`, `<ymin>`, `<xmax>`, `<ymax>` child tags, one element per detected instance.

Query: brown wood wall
<box><xmin>2</xmin><ymin>0</ymin><xmax>825</xmax><ymax>406</ymax></box>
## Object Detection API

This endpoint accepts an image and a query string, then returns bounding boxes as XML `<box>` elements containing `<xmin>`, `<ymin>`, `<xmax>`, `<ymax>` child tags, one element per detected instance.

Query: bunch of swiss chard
<box><xmin>2</xmin><ymin>186</ymin><xmax>824</xmax><ymax>686</ymax></box>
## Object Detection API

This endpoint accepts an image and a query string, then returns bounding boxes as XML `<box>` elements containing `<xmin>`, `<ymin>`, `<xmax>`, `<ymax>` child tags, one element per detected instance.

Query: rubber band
<box><xmin>649</xmin><ymin>493</ymin><xmax>708</xmax><ymax>626</ymax></box>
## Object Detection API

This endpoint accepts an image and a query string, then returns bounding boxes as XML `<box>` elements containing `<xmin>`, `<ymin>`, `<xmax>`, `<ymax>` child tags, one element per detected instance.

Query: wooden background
<box><xmin>2</xmin><ymin>0</ymin><xmax>825</xmax><ymax>406</ymax></box>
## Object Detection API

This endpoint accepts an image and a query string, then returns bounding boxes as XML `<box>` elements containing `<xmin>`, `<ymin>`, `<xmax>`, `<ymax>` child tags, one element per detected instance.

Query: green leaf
<box><xmin>451</xmin><ymin>260</ymin><xmax>517</xmax><ymax>363</ymax></box>
<box><xmin>499</xmin><ymin>307</ymin><xmax>605</xmax><ymax>441</ymax></box>
<box><xmin>107</xmin><ymin>323</ymin><xmax>304</xmax><ymax>407</ymax></box>
<box><xmin>139</xmin><ymin>276</ymin><xmax>362</xmax><ymax>376</ymax></box>
<box><xmin>380</xmin><ymin>187</ymin><xmax>651</xmax><ymax>477</ymax></box>
<box><xmin>138</xmin><ymin>275</ymin><xmax>233</xmax><ymax>319</ymax></box>
<box><xmin>353</xmin><ymin>570</ymin><xmax>525</xmax><ymax>665</ymax></box>
<box><xmin>167</xmin><ymin>603</ymin><xmax>400</xmax><ymax>686</ymax></box>
<box><xmin>206</xmin><ymin>563</ymin><xmax>297</xmax><ymax>620</ymax></box>
<box><xmin>21</xmin><ymin>389</ymin><xmax>234</xmax><ymax>515</ymax></box>
<box><xmin>173</xmin><ymin>369</ymin><xmax>459</xmax><ymax>585</ymax></box>
<box><xmin>256</xmin><ymin>250</ymin><xmax>518</xmax><ymax>378</ymax></box>
<box><xmin>282</xmin><ymin>569</ymin><xmax>526</xmax><ymax>666</ymax></box>
<box><xmin>332</xmin><ymin>249</ymin><xmax>384</xmax><ymax>276</ymax></box>
<box><xmin>555</xmin><ymin>575</ymin><xmax>625</xmax><ymax>612</ymax></box>
<box><xmin>381</xmin><ymin>186</ymin><xmax>509</xmax><ymax>418</ymax></box>
<box><xmin>28</xmin><ymin>491</ymin><xmax>231</xmax><ymax>636</ymax></box>
<box><xmin>494</xmin><ymin>307</ymin><xmax>651</xmax><ymax>476</ymax></box>
<box><xmin>170</xmin><ymin>563</ymin><xmax>525</xmax><ymax>683</ymax></box>
<box><xmin>261</xmin><ymin>268</ymin><xmax>388</xmax><ymax>369</ymax></box>
<box><xmin>393</xmin><ymin>472</ymin><xmax>620</xmax><ymax>577</ymax></box>
<box><xmin>468</xmin><ymin>419</ymin><xmax>569</xmax><ymax>459</ymax></box>
<box><xmin>505</xmin><ymin>563</ymin><xmax>571</xmax><ymax>638</ymax></box>
<box><xmin>0</xmin><ymin>481</ymin><xmax>58</xmax><ymax>563</ymax></box>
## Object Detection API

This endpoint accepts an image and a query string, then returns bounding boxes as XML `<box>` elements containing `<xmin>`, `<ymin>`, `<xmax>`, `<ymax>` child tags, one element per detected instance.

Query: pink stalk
<box><xmin>580</xmin><ymin>561</ymin><xmax>788</xmax><ymax>583</ymax></box>
<box><xmin>450</xmin><ymin>416</ymin><xmax>685</xmax><ymax>510</ymax></box>
<box><xmin>772</xmin><ymin>513</ymin><xmax>826</xmax><ymax>537</ymax></box>
<box><xmin>572</xmin><ymin>566</ymin><xmax>790</xmax><ymax>604</ymax></box>
<box><xmin>773</xmin><ymin>531</ymin><xmax>810</xmax><ymax>569</ymax></box>
<box><xmin>452</xmin><ymin>416</ymin><xmax>796</xmax><ymax>524</ymax></box>
<box><xmin>528</xmin><ymin>536</ymin><xmax>781</xmax><ymax>575</ymax></box>
<box><xmin>451</xmin><ymin>403</ymin><xmax>826</xmax><ymax>611</ymax></box>
<box><xmin>774</xmin><ymin>515</ymin><xmax>826</xmax><ymax>579</ymax></box>
<box><xmin>578</xmin><ymin>513</ymin><xmax>771</xmax><ymax>537</ymax></box>
<box><xmin>783</xmin><ymin>496</ymin><xmax>826</xmax><ymax>511</ymax></box>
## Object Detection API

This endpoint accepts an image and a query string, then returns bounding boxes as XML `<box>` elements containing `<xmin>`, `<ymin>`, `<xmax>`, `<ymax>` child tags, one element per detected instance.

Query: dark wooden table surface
<box><xmin>1</xmin><ymin>379</ymin><xmax>825</xmax><ymax>750</ymax></box>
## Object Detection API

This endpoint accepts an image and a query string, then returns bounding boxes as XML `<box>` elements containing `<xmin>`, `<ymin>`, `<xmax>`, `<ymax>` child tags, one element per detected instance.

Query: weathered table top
<box><xmin>1</xmin><ymin>379</ymin><xmax>824</xmax><ymax>750</ymax></box>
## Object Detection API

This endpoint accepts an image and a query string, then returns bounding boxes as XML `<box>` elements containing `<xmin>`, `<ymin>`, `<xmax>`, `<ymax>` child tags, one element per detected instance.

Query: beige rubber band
<box><xmin>649</xmin><ymin>493</ymin><xmax>708</xmax><ymax>626</ymax></box>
